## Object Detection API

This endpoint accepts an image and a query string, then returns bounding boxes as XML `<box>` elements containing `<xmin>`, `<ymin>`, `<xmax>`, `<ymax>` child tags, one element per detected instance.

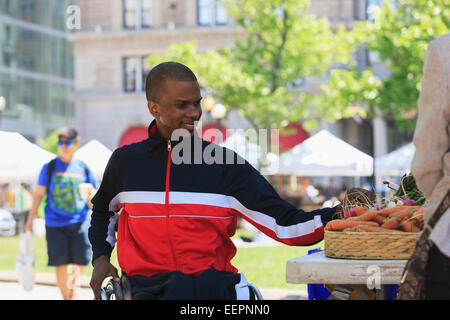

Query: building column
<box><xmin>372</xmin><ymin>116</ymin><xmax>388</xmax><ymax>158</ymax></box>
<box><xmin>372</xmin><ymin>115</ymin><xmax>388</xmax><ymax>193</ymax></box>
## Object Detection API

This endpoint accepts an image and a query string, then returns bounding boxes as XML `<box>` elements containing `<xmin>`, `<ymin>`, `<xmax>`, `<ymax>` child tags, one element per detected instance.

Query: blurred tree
<box><xmin>38</xmin><ymin>129</ymin><xmax>59</xmax><ymax>154</ymax></box>
<box><xmin>146</xmin><ymin>0</ymin><xmax>363</xmax><ymax>133</ymax></box>
<box><xmin>315</xmin><ymin>0</ymin><xmax>450</xmax><ymax>133</ymax></box>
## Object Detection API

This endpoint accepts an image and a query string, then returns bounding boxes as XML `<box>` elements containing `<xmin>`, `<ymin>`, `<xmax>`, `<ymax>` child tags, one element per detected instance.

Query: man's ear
<box><xmin>148</xmin><ymin>101</ymin><xmax>159</xmax><ymax>118</ymax></box>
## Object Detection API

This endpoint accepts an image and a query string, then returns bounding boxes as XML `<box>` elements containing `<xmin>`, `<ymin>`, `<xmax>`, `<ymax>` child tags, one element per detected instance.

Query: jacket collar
<box><xmin>147</xmin><ymin>119</ymin><xmax>160</xmax><ymax>139</ymax></box>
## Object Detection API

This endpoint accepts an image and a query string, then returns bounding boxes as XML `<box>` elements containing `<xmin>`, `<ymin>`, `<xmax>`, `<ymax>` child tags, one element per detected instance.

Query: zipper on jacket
<box><xmin>165</xmin><ymin>139</ymin><xmax>172</xmax><ymax>204</ymax></box>
<box><xmin>165</xmin><ymin>139</ymin><xmax>178</xmax><ymax>269</ymax></box>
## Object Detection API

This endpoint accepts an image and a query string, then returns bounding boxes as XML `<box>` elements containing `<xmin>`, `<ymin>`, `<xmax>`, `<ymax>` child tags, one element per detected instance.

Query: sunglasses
<box><xmin>58</xmin><ymin>140</ymin><xmax>74</xmax><ymax>147</ymax></box>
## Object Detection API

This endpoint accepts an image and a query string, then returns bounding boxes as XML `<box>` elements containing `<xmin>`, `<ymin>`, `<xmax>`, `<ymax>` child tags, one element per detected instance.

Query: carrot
<box><xmin>325</xmin><ymin>220</ymin><xmax>379</xmax><ymax>231</ymax></box>
<box><xmin>373</xmin><ymin>215</ymin><xmax>387</xmax><ymax>225</ymax></box>
<box><xmin>411</xmin><ymin>212</ymin><xmax>424</xmax><ymax>225</ymax></box>
<box><xmin>354</xmin><ymin>206</ymin><xmax>367</xmax><ymax>216</ymax></box>
<box><xmin>389</xmin><ymin>207</ymin><xmax>420</xmax><ymax>219</ymax></box>
<box><xmin>412</xmin><ymin>208</ymin><xmax>424</xmax><ymax>217</ymax></box>
<box><xmin>347</xmin><ymin>210</ymin><xmax>378</xmax><ymax>221</ymax></box>
<box><xmin>381</xmin><ymin>217</ymin><xmax>402</xmax><ymax>230</ymax></box>
<box><xmin>376</xmin><ymin>206</ymin><xmax>412</xmax><ymax>217</ymax></box>
<box><xmin>344</xmin><ymin>206</ymin><xmax>367</xmax><ymax>218</ymax></box>
<box><xmin>400</xmin><ymin>219</ymin><xmax>420</xmax><ymax>232</ymax></box>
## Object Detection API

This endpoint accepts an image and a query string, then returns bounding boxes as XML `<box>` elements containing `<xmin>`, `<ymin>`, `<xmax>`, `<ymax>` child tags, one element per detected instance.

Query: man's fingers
<box><xmin>90</xmin><ymin>260</ymin><xmax>121</xmax><ymax>299</ymax></box>
<box><xmin>110</xmin><ymin>266</ymin><xmax>120</xmax><ymax>282</ymax></box>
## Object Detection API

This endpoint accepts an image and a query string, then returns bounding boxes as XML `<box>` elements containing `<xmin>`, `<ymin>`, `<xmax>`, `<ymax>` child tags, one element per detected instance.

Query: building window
<box><xmin>215</xmin><ymin>1</ymin><xmax>227</xmax><ymax>25</ymax></box>
<box><xmin>142</xmin><ymin>0</ymin><xmax>152</xmax><ymax>28</ymax></box>
<box><xmin>21</xmin><ymin>58</ymin><xmax>34</xmax><ymax>69</ymax></box>
<box><xmin>142</xmin><ymin>56</ymin><xmax>151</xmax><ymax>92</ymax></box>
<box><xmin>123</xmin><ymin>56</ymin><xmax>151</xmax><ymax>93</ymax></box>
<box><xmin>3</xmin><ymin>52</ymin><xmax>12</xmax><ymax>66</ymax></box>
<box><xmin>123</xmin><ymin>0</ymin><xmax>136</xmax><ymax>29</ymax></box>
<box><xmin>20</xmin><ymin>1</ymin><xmax>35</xmax><ymax>13</ymax></box>
<box><xmin>198</xmin><ymin>0</ymin><xmax>227</xmax><ymax>26</ymax></box>
<box><xmin>123</xmin><ymin>0</ymin><xmax>152</xmax><ymax>29</ymax></box>
<box><xmin>123</xmin><ymin>57</ymin><xmax>139</xmax><ymax>92</ymax></box>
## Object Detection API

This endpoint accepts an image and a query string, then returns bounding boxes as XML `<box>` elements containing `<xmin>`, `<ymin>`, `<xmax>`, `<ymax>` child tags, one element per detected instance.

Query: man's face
<box><xmin>148</xmin><ymin>79</ymin><xmax>202</xmax><ymax>140</ymax></box>
<box><xmin>57</xmin><ymin>136</ymin><xmax>79</xmax><ymax>158</ymax></box>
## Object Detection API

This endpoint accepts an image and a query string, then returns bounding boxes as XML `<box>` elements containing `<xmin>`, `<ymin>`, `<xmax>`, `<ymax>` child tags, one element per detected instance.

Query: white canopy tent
<box><xmin>220</xmin><ymin>131</ymin><xmax>260</xmax><ymax>168</ymax></box>
<box><xmin>0</xmin><ymin>131</ymin><xmax>56</xmax><ymax>183</ymax></box>
<box><xmin>219</xmin><ymin>131</ymin><xmax>279</xmax><ymax>174</ymax></box>
<box><xmin>74</xmin><ymin>139</ymin><xmax>112</xmax><ymax>181</ymax></box>
<box><xmin>271</xmin><ymin>129</ymin><xmax>373</xmax><ymax>176</ymax></box>
<box><xmin>374</xmin><ymin>142</ymin><xmax>415</xmax><ymax>177</ymax></box>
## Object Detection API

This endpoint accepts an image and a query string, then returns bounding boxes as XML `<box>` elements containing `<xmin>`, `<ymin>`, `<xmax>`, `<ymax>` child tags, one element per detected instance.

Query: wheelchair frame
<box><xmin>101</xmin><ymin>274</ymin><xmax>264</xmax><ymax>300</ymax></box>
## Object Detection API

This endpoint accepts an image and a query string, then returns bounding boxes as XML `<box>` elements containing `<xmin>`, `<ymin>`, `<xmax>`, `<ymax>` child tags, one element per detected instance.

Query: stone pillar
<box><xmin>372</xmin><ymin>115</ymin><xmax>388</xmax><ymax>193</ymax></box>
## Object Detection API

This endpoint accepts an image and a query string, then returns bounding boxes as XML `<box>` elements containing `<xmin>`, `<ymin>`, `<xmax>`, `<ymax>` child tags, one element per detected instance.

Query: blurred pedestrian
<box><xmin>322</xmin><ymin>178</ymin><xmax>341</xmax><ymax>200</ymax></box>
<box><xmin>312</xmin><ymin>185</ymin><xmax>326</xmax><ymax>204</ymax></box>
<box><xmin>409</xmin><ymin>33</ymin><xmax>450</xmax><ymax>299</ymax></box>
<box><xmin>25</xmin><ymin>127</ymin><xmax>98</xmax><ymax>300</ymax></box>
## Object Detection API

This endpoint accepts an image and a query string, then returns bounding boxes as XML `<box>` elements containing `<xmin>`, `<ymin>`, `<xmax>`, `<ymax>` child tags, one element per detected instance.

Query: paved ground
<box><xmin>0</xmin><ymin>271</ymin><xmax>307</xmax><ymax>300</ymax></box>
<box><xmin>0</xmin><ymin>281</ymin><xmax>93</xmax><ymax>300</ymax></box>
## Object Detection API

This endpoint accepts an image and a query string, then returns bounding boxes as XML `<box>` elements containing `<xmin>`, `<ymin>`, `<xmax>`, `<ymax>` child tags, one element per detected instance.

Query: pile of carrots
<box><xmin>325</xmin><ymin>206</ymin><xmax>424</xmax><ymax>233</ymax></box>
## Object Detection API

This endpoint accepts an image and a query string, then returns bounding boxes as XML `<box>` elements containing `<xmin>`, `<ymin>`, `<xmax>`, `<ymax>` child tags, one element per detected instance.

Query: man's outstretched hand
<box><xmin>90</xmin><ymin>255</ymin><xmax>120</xmax><ymax>300</ymax></box>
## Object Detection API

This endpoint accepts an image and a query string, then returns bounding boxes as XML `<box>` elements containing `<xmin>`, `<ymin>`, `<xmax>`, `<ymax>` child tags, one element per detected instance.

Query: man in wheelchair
<box><xmin>88</xmin><ymin>62</ymin><xmax>347</xmax><ymax>300</ymax></box>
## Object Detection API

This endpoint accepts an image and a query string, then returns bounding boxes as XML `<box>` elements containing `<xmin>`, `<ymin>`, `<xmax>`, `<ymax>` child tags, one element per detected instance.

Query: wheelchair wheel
<box><xmin>101</xmin><ymin>279</ymin><xmax>124</xmax><ymax>300</ymax></box>
<box><xmin>248</xmin><ymin>284</ymin><xmax>264</xmax><ymax>300</ymax></box>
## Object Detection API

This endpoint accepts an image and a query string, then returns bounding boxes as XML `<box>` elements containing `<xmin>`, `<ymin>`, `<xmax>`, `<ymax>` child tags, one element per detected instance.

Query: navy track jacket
<box><xmin>88</xmin><ymin>120</ymin><xmax>337</xmax><ymax>278</ymax></box>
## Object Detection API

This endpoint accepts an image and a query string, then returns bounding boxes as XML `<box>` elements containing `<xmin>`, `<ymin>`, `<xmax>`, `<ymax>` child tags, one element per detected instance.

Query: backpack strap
<box><xmin>80</xmin><ymin>160</ymin><xmax>90</xmax><ymax>182</ymax></box>
<box><xmin>45</xmin><ymin>158</ymin><xmax>90</xmax><ymax>191</ymax></box>
<box><xmin>46</xmin><ymin>158</ymin><xmax>57</xmax><ymax>190</ymax></box>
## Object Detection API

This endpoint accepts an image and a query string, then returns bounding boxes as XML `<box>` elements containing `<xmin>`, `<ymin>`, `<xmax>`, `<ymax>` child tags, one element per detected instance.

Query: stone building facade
<box><xmin>72</xmin><ymin>0</ymin><xmax>384</xmax><ymax>151</ymax></box>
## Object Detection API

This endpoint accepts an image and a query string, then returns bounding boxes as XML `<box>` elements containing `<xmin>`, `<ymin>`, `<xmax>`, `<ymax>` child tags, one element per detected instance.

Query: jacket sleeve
<box><xmin>226</xmin><ymin>160</ymin><xmax>338</xmax><ymax>246</ymax></box>
<box><xmin>411</xmin><ymin>40</ymin><xmax>450</xmax><ymax>198</ymax></box>
<box><xmin>88</xmin><ymin>149</ymin><xmax>122</xmax><ymax>263</ymax></box>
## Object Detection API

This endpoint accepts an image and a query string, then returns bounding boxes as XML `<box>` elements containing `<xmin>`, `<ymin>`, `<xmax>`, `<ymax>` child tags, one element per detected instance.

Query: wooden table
<box><xmin>286</xmin><ymin>251</ymin><xmax>408</xmax><ymax>299</ymax></box>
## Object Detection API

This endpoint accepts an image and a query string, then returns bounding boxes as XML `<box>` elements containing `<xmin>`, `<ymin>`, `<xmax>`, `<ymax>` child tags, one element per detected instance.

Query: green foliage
<box><xmin>146</xmin><ymin>0</ymin><xmax>357</xmax><ymax>131</ymax></box>
<box><xmin>37</xmin><ymin>129</ymin><xmax>59</xmax><ymax>154</ymax></box>
<box><xmin>232</xmin><ymin>244</ymin><xmax>318</xmax><ymax>290</ymax></box>
<box><xmin>317</xmin><ymin>0</ymin><xmax>450</xmax><ymax>132</ymax></box>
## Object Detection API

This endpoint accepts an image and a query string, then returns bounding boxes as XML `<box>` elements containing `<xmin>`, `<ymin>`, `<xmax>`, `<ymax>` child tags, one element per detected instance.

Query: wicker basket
<box><xmin>324</xmin><ymin>230</ymin><xmax>419</xmax><ymax>260</ymax></box>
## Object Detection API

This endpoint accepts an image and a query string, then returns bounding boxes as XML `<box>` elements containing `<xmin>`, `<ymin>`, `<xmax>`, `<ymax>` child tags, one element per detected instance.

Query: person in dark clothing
<box><xmin>322</xmin><ymin>178</ymin><xmax>341</xmax><ymax>200</ymax></box>
<box><xmin>88</xmin><ymin>62</ymin><xmax>353</xmax><ymax>300</ymax></box>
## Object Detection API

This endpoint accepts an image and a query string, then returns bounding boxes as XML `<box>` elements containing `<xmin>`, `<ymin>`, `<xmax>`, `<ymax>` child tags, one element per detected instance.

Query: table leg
<box><xmin>375</xmin><ymin>285</ymin><xmax>388</xmax><ymax>300</ymax></box>
<box><xmin>327</xmin><ymin>284</ymin><xmax>378</xmax><ymax>300</ymax></box>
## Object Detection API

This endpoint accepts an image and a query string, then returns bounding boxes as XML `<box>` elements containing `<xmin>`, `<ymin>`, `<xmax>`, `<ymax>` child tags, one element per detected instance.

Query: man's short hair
<box><xmin>145</xmin><ymin>61</ymin><xmax>197</xmax><ymax>102</ymax></box>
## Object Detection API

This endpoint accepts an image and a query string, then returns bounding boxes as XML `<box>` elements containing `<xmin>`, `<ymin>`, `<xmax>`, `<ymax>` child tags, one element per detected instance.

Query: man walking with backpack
<box><xmin>25</xmin><ymin>127</ymin><xmax>98</xmax><ymax>300</ymax></box>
